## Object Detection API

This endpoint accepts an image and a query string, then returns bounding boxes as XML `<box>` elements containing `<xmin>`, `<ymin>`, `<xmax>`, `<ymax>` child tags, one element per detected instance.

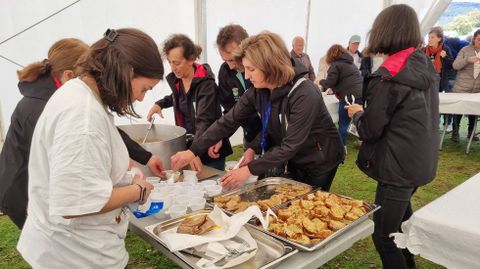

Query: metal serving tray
<box><xmin>252</xmin><ymin>190</ymin><xmax>380</xmax><ymax>252</ymax></box>
<box><xmin>145</xmin><ymin>210</ymin><xmax>298</xmax><ymax>269</ymax></box>
<box><xmin>209</xmin><ymin>177</ymin><xmax>312</xmax><ymax>214</ymax></box>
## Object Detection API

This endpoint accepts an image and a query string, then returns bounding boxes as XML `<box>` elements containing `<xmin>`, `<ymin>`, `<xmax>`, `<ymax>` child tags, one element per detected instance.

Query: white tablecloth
<box><xmin>393</xmin><ymin>172</ymin><xmax>480</xmax><ymax>269</ymax></box>
<box><xmin>439</xmin><ymin>92</ymin><xmax>480</xmax><ymax>115</ymax></box>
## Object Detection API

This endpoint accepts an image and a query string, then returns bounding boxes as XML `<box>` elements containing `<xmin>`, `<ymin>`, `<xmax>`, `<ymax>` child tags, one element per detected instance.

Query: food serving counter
<box><xmin>128</xmin><ymin>173</ymin><xmax>375</xmax><ymax>268</ymax></box>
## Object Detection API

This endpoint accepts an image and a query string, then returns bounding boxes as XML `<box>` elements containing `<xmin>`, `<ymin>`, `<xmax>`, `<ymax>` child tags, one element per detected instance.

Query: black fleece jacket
<box><xmin>190</xmin><ymin>60</ymin><xmax>343</xmax><ymax>176</ymax></box>
<box><xmin>353</xmin><ymin>49</ymin><xmax>439</xmax><ymax>187</ymax></box>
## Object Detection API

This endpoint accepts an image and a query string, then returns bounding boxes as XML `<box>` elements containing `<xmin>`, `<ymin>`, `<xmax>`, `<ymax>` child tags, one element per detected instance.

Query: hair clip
<box><xmin>104</xmin><ymin>29</ymin><xmax>119</xmax><ymax>43</ymax></box>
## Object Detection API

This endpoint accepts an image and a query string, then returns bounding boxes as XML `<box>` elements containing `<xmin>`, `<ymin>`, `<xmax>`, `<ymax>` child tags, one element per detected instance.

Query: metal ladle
<box><xmin>141</xmin><ymin>116</ymin><xmax>155</xmax><ymax>144</ymax></box>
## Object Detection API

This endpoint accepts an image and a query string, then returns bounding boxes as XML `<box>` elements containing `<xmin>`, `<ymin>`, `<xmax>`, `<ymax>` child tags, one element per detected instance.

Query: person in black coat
<box><xmin>320</xmin><ymin>44</ymin><xmax>363</xmax><ymax>147</ymax></box>
<box><xmin>215</xmin><ymin>24</ymin><xmax>261</xmax><ymax>154</ymax></box>
<box><xmin>147</xmin><ymin>34</ymin><xmax>232</xmax><ymax>170</ymax></box>
<box><xmin>347</xmin><ymin>5</ymin><xmax>439</xmax><ymax>269</ymax></box>
<box><xmin>171</xmin><ymin>32</ymin><xmax>344</xmax><ymax>190</ymax></box>
<box><xmin>0</xmin><ymin>38</ymin><xmax>164</xmax><ymax>229</ymax></box>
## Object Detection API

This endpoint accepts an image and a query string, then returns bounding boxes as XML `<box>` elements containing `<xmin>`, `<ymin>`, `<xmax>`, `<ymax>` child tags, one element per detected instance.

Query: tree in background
<box><xmin>445</xmin><ymin>9</ymin><xmax>480</xmax><ymax>35</ymax></box>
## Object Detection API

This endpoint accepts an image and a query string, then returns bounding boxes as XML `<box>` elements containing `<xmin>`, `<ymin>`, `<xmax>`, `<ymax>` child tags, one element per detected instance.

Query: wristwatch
<box><xmin>135</xmin><ymin>183</ymin><xmax>147</xmax><ymax>203</ymax></box>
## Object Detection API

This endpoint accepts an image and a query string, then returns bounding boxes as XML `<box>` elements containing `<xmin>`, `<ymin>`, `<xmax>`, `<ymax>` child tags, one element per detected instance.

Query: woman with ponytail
<box><xmin>17</xmin><ymin>28</ymin><xmax>164</xmax><ymax>268</ymax></box>
<box><xmin>0</xmin><ymin>38</ymin><xmax>88</xmax><ymax>229</ymax></box>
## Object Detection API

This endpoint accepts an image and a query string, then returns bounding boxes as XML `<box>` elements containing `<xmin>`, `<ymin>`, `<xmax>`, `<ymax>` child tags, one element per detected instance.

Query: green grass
<box><xmin>1</xmin><ymin>129</ymin><xmax>479</xmax><ymax>269</ymax></box>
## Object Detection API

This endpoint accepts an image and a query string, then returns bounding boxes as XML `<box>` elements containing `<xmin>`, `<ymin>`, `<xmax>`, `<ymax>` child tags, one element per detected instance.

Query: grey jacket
<box><xmin>452</xmin><ymin>45</ymin><xmax>480</xmax><ymax>93</ymax></box>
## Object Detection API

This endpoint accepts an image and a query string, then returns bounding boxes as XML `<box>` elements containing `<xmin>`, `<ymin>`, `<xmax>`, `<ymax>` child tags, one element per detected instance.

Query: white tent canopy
<box><xmin>0</xmin><ymin>0</ymin><xmax>451</xmax><ymax>141</ymax></box>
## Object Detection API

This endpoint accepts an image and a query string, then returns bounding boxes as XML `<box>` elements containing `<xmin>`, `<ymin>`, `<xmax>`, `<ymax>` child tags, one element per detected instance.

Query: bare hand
<box><xmin>241</xmin><ymin>148</ymin><xmax>256</xmax><ymax>167</ymax></box>
<box><xmin>440</xmin><ymin>50</ymin><xmax>447</xmax><ymax>58</ymax></box>
<box><xmin>147</xmin><ymin>104</ymin><xmax>163</xmax><ymax>121</ymax></box>
<box><xmin>132</xmin><ymin>174</ymin><xmax>153</xmax><ymax>204</ymax></box>
<box><xmin>325</xmin><ymin>88</ymin><xmax>334</xmax><ymax>95</ymax></box>
<box><xmin>170</xmin><ymin>150</ymin><xmax>196</xmax><ymax>171</ymax></box>
<box><xmin>219</xmin><ymin>166</ymin><xmax>251</xmax><ymax>189</ymax></box>
<box><xmin>146</xmin><ymin>155</ymin><xmax>166</xmax><ymax>177</ymax></box>
<box><xmin>189</xmin><ymin>156</ymin><xmax>203</xmax><ymax>173</ymax></box>
<box><xmin>346</xmin><ymin>104</ymin><xmax>364</xmax><ymax>118</ymax></box>
<box><xmin>207</xmin><ymin>140</ymin><xmax>222</xmax><ymax>159</ymax></box>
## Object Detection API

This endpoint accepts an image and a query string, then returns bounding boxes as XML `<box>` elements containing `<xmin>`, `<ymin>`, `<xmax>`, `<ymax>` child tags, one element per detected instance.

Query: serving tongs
<box><xmin>141</xmin><ymin>116</ymin><xmax>156</xmax><ymax>144</ymax></box>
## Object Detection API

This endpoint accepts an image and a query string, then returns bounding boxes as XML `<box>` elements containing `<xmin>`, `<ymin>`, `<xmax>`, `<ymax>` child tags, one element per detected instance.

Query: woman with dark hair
<box><xmin>346</xmin><ymin>4</ymin><xmax>439</xmax><ymax>269</ymax></box>
<box><xmin>320</xmin><ymin>44</ymin><xmax>363</xmax><ymax>152</ymax></box>
<box><xmin>17</xmin><ymin>28</ymin><xmax>163</xmax><ymax>268</ymax></box>
<box><xmin>170</xmin><ymin>32</ymin><xmax>343</xmax><ymax>191</ymax></box>
<box><xmin>451</xmin><ymin>29</ymin><xmax>480</xmax><ymax>142</ymax></box>
<box><xmin>147</xmin><ymin>34</ymin><xmax>232</xmax><ymax>171</ymax></box>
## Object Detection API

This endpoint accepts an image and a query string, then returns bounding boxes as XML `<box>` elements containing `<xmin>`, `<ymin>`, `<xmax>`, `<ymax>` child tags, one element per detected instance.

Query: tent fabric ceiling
<box><xmin>0</xmin><ymin>0</ymin><xmax>449</xmax><ymax>137</ymax></box>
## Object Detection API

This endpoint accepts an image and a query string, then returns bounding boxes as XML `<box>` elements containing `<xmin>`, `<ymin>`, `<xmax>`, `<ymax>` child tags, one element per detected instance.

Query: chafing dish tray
<box><xmin>251</xmin><ymin>190</ymin><xmax>380</xmax><ymax>251</ymax></box>
<box><xmin>210</xmin><ymin>177</ymin><xmax>312</xmax><ymax>214</ymax></box>
<box><xmin>144</xmin><ymin>210</ymin><xmax>298</xmax><ymax>269</ymax></box>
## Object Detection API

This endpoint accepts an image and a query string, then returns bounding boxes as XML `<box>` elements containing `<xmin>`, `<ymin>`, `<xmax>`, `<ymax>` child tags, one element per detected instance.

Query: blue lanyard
<box><xmin>260</xmin><ymin>96</ymin><xmax>271</xmax><ymax>154</ymax></box>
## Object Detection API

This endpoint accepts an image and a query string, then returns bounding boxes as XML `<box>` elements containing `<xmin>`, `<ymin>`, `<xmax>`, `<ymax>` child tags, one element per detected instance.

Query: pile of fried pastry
<box><xmin>177</xmin><ymin>214</ymin><xmax>216</xmax><ymax>235</ymax></box>
<box><xmin>213</xmin><ymin>183</ymin><xmax>311</xmax><ymax>213</ymax></box>
<box><xmin>267</xmin><ymin>191</ymin><xmax>367</xmax><ymax>245</ymax></box>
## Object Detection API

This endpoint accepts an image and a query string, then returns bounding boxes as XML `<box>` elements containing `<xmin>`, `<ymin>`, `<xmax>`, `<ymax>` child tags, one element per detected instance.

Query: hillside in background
<box><xmin>438</xmin><ymin>2</ymin><xmax>480</xmax><ymax>25</ymax></box>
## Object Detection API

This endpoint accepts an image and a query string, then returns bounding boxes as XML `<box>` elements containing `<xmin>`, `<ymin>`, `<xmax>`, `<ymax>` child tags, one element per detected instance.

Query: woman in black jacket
<box><xmin>347</xmin><ymin>5</ymin><xmax>439</xmax><ymax>269</ymax></box>
<box><xmin>320</xmin><ymin>44</ymin><xmax>363</xmax><ymax>149</ymax></box>
<box><xmin>147</xmin><ymin>34</ymin><xmax>232</xmax><ymax>170</ymax></box>
<box><xmin>170</xmin><ymin>32</ymin><xmax>344</xmax><ymax>190</ymax></box>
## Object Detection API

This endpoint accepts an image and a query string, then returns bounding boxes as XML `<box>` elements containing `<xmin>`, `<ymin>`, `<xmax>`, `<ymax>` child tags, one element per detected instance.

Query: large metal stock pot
<box><xmin>117</xmin><ymin>124</ymin><xmax>186</xmax><ymax>176</ymax></box>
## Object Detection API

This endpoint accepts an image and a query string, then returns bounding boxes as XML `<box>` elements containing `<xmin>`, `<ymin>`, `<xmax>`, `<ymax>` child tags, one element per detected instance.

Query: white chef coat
<box><xmin>17</xmin><ymin>78</ymin><xmax>131</xmax><ymax>269</ymax></box>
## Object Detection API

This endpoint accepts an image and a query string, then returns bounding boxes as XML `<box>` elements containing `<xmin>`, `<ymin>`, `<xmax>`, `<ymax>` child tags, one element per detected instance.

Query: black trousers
<box><xmin>373</xmin><ymin>182</ymin><xmax>417</xmax><ymax>269</ymax></box>
<box><xmin>287</xmin><ymin>164</ymin><xmax>339</xmax><ymax>191</ymax></box>
<box><xmin>452</xmin><ymin>115</ymin><xmax>476</xmax><ymax>134</ymax></box>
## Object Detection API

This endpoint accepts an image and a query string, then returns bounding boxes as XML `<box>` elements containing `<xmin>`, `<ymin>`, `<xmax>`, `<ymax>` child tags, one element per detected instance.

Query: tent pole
<box><xmin>194</xmin><ymin>0</ymin><xmax>207</xmax><ymax>63</ymax></box>
<box><xmin>305</xmin><ymin>0</ymin><xmax>312</xmax><ymax>52</ymax></box>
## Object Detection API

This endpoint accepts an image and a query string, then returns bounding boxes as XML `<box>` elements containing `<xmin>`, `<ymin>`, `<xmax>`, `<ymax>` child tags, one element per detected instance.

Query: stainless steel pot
<box><xmin>117</xmin><ymin>124</ymin><xmax>186</xmax><ymax>176</ymax></box>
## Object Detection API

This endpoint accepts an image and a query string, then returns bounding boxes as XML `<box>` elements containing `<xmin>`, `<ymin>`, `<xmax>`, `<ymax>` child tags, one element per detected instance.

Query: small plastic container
<box><xmin>173</xmin><ymin>194</ymin><xmax>190</xmax><ymax>206</ymax></box>
<box><xmin>146</xmin><ymin>176</ymin><xmax>161</xmax><ymax>185</ymax></box>
<box><xmin>164</xmin><ymin>170</ymin><xmax>181</xmax><ymax>183</ymax></box>
<box><xmin>183</xmin><ymin>170</ymin><xmax>198</xmax><ymax>184</ymax></box>
<box><xmin>188</xmin><ymin>190</ymin><xmax>206</xmax><ymax>198</ymax></box>
<box><xmin>205</xmin><ymin>185</ymin><xmax>222</xmax><ymax>197</ymax></box>
<box><xmin>168</xmin><ymin>204</ymin><xmax>187</xmax><ymax>218</ymax></box>
<box><xmin>200</xmin><ymin>180</ymin><xmax>217</xmax><ymax>187</ymax></box>
<box><xmin>188</xmin><ymin>197</ymin><xmax>206</xmax><ymax>211</ymax></box>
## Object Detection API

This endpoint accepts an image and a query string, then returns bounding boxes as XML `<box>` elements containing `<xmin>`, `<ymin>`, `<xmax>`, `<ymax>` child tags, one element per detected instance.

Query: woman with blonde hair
<box><xmin>0</xmin><ymin>38</ymin><xmax>88</xmax><ymax>229</ymax></box>
<box><xmin>171</xmin><ymin>32</ymin><xmax>343</xmax><ymax>190</ymax></box>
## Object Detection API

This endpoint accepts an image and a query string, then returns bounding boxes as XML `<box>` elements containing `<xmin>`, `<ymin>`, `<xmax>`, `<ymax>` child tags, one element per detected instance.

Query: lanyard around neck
<box><xmin>260</xmin><ymin>95</ymin><xmax>271</xmax><ymax>155</ymax></box>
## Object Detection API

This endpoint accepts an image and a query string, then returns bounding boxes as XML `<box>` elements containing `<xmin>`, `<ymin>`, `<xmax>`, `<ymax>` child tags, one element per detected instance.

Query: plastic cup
<box><xmin>225</xmin><ymin>161</ymin><xmax>238</xmax><ymax>172</ymax></box>
<box><xmin>146</xmin><ymin>177</ymin><xmax>160</xmax><ymax>185</ymax></box>
<box><xmin>188</xmin><ymin>190</ymin><xmax>206</xmax><ymax>198</ymax></box>
<box><xmin>164</xmin><ymin>170</ymin><xmax>181</xmax><ymax>183</ymax></box>
<box><xmin>173</xmin><ymin>194</ymin><xmax>190</xmax><ymax>206</ymax></box>
<box><xmin>188</xmin><ymin>197</ymin><xmax>206</xmax><ymax>211</ymax></box>
<box><xmin>183</xmin><ymin>170</ymin><xmax>198</xmax><ymax>184</ymax></box>
<box><xmin>200</xmin><ymin>180</ymin><xmax>217</xmax><ymax>187</ymax></box>
<box><xmin>168</xmin><ymin>205</ymin><xmax>187</xmax><ymax>218</ymax></box>
<box><xmin>205</xmin><ymin>185</ymin><xmax>223</xmax><ymax>197</ymax></box>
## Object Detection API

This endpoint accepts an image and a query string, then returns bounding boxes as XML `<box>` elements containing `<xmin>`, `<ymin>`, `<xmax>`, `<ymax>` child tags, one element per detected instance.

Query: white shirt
<box><xmin>17</xmin><ymin>78</ymin><xmax>130</xmax><ymax>269</ymax></box>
